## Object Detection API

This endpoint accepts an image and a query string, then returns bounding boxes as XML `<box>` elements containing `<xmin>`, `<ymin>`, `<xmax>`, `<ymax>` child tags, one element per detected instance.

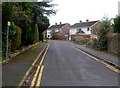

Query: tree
<box><xmin>2</xmin><ymin>2</ymin><xmax>14</xmax><ymax>57</ymax></box>
<box><xmin>97</xmin><ymin>18</ymin><xmax>111</xmax><ymax>50</ymax></box>
<box><xmin>32</xmin><ymin>2</ymin><xmax>56</xmax><ymax>41</ymax></box>
<box><xmin>34</xmin><ymin>24</ymin><xmax>39</xmax><ymax>43</ymax></box>
<box><xmin>2</xmin><ymin>1</ymin><xmax>56</xmax><ymax>58</ymax></box>
<box><xmin>112</xmin><ymin>16</ymin><xmax>120</xmax><ymax>33</ymax></box>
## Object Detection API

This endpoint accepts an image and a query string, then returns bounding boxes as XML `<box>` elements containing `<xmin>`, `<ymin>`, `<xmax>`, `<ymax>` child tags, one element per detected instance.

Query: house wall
<box><xmin>91</xmin><ymin>22</ymin><xmax>101</xmax><ymax>35</ymax></box>
<box><xmin>61</xmin><ymin>24</ymin><xmax>71</xmax><ymax>35</ymax></box>
<box><xmin>70</xmin><ymin>28</ymin><xmax>77</xmax><ymax>35</ymax></box>
<box><xmin>47</xmin><ymin>29</ymin><xmax>52</xmax><ymax>39</ymax></box>
<box><xmin>70</xmin><ymin>27</ymin><xmax>91</xmax><ymax>35</ymax></box>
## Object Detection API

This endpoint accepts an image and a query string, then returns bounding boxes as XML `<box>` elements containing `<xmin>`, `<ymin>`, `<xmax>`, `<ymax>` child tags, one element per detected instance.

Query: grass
<box><xmin>16</xmin><ymin>43</ymin><xmax>41</xmax><ymax>60</ymax></box>
<box><xmin>31</xmin><ymin>43</ymin><xmax>40</xmax><ymax>50</ymax></box>
<box><xmin>102</xmin><ymin>51</ymin><xmax>120</xmax><ymax>57</ymax></box>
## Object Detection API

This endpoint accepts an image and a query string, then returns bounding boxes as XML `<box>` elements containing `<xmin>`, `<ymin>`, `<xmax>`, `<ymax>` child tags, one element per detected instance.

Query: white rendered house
<box><xmin>69</xmin><ymin>20</ymin><xmax>101</xmax><ymax>40</ymax></box>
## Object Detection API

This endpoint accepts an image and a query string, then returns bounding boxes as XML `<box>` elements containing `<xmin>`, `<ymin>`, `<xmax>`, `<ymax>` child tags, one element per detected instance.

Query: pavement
<box><xmin>41</xmin><ymin>40</ymin><xmax>118</xmax><ymax>86</ymax></box>
<box><xmin>2</xmin><ymin>42</ymin><xmax>47</xmax><ymax>87</ymax></box>
<box><xmin>67</xmin><ymin>41</ymin><xmax>119</xmax><ymax>66</ymax></box>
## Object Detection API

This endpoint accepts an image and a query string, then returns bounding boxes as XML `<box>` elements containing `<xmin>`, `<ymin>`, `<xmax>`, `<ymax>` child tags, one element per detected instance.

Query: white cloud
<box><xmin>46</xmin><ymin>0</ymin><xmax>120</xmax><ymax>25</ymax></box>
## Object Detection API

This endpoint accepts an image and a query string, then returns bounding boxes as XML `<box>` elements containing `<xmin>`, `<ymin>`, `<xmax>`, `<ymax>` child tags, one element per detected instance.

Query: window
<box><xmin>48</xmin><ymin>35</ymin><xmax>50</xmax><ymax>37</ymax></box>
<box><xmin>55</xmin><ymin>29</ymin><xmax>59</xmax><ymax>32</ymax></box>
<box><xmin>76</xmin><ymin>29</ymin><xmax>85</xmax><ymax>34</ymax></box>
<box><xmin>87</xmin><ymin>28</ymin><xmax>89</xmax><ymax>31</ymax></box>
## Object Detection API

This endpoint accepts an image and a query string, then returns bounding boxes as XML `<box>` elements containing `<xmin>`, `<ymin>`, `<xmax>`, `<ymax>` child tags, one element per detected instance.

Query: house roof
<box><xmin>48</xmin><ymin>23</ymin><xmax>68</xmax><ymax>30</ymax></box>
<box><xmin>71</xmin><ymin>21</ymin><xmax>99</xmax><ymax>28</ymax></box>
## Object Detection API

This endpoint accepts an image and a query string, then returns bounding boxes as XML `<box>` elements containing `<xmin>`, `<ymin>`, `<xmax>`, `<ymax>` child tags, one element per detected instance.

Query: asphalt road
<box><xmin>41</xmin><ymin>40</ymin><xmax>118</xmax><ymax>86</ymax></box>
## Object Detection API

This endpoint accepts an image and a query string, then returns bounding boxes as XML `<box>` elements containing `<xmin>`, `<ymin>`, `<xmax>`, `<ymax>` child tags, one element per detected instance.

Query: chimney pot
<box><xmin>60</xmin><ymin>22</ymin><xmax>62</xmax><ymax>24</ymax></box>
<box><xmin>55</xmin><ymin>23</ymin><xmax>57</xmax><ymax>25</ymax></box>
<box><xmin>80</xmin><ymin>20</ymin><xmax>82</xmax><ymax>23</ymax></box>
<box><xmin>86</xmin><ymin>19</ymin><xmax>89</xmax><ymax>22</ymax></box>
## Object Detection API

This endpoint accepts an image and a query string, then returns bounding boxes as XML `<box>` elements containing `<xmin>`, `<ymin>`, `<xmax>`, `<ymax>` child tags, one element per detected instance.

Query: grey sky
<box><xmin>40</xmin><ymin>0</ymin><xmax>120</xmax><ymax>26</ymax></box>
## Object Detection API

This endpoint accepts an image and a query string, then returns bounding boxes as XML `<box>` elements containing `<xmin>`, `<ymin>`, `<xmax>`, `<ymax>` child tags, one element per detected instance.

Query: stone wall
<box><xmin>107</xmin><ymin>33</ymin><xmax>120</xmax><ymax>54</ymax></box>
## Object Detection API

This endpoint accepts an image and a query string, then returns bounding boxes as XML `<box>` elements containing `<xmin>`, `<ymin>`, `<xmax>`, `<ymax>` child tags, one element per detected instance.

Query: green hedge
<box><xmin>34</xmin><ymin>24</ymin><xmax>39</xmax><ymax>43</ymax></box>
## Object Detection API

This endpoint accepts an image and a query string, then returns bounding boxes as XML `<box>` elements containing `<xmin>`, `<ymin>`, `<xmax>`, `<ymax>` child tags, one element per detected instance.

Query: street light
<box><xmin>6</xmin><ymin>21</ymin><xmax>11</xmax><ymax>62</ymax></box>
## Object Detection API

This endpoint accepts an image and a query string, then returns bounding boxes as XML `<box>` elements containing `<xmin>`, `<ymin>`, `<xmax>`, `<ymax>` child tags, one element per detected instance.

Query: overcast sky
<box><xmin>39</xmin><ymin>0</ymin><xmax>120</xmax><ymax>26</ymax></box>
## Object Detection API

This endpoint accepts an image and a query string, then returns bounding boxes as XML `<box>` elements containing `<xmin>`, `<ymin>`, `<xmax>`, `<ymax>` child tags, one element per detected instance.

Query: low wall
<box><xmin>71</xmin><ymin>34</ymin><xmax>90</xmax><ymax>41</ymax></box>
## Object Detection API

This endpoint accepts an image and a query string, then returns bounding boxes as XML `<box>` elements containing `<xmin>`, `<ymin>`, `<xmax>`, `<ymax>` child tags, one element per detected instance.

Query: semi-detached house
<box><xmin>69</xmin><ymin>20</ymin><xmax>101</xmax><ymax>40</ymax></box>
<box><xmin>46</xmin><ymin>22</ymin><xmax>71</xmax><ymax>40</ymax></box>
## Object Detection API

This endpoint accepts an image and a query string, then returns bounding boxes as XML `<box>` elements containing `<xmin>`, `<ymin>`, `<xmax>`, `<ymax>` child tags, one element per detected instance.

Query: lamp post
<box><xmin>6</xmin><ymin>21</ymin><xmax>10</xmax><ymax>62</ymax></box>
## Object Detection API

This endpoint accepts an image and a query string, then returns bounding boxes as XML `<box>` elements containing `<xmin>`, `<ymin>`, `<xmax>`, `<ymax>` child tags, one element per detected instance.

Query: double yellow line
<box><xmin>30</xmin><ymin>43</ymin><xmax>50</xmax><ymax>88</ymax></box>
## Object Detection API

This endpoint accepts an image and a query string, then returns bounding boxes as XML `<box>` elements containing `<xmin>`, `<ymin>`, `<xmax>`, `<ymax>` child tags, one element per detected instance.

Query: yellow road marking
<box><xmin>32</xmin><ymin>43</ymin><xmax>48</xmax><ymax>66</ymax></box>
<box><xmin>30</xmin><ymin>43</ymin><xmax>50</xmax><ymax>87</ymax></box>
<box><xmin>30</xmin><ymin>66</ymin><xmax>40</xmax><ymax>88</ymax></box>
<box><xmin>39</xmin><ymin>43</ymin><xmax>50</xmax><ymax>66</ymax></box>
<box><xmin>35</xmin><ymin>65</ymin><xmax>44</xmax><ymax>87</ymax></box>
<box><xmin>67</xmin><ymin>43</ymin><xmax>120</xmax><ymax>73</ymax></box>
<box><xmin>106</xmin><ymin>64</ymin><xmax>120</xmax><ymax>73</ymax></box>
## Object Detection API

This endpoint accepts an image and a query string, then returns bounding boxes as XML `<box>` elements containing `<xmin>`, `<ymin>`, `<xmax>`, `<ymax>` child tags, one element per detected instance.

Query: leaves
<box><xmin>97</xmin><ymin>19</ymin><xmax>111</xmax><ymax>50</ymax></box>
<box><xmin>112</xmin><ymin>16</ymin><xmax>120</xmax><ymax>33</ymax></box>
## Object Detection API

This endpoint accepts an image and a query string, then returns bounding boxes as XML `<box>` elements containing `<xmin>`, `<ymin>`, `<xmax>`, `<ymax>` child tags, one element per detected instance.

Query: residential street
<box><xmin>2</xmin><ymin>1</ymin><xmax>120</xmax><ymax>88</ymax></box>
<box><xmin>41</xmin><ymin>40</ymin><xmax>118</xmax><ymax>86</ymax></box>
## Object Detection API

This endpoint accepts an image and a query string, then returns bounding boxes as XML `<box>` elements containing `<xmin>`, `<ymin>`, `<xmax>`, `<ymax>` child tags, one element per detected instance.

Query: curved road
<box><xmin>41</xmin><ymin>40</ymin><xmax>118</xmax><ymax>86</ymax></box>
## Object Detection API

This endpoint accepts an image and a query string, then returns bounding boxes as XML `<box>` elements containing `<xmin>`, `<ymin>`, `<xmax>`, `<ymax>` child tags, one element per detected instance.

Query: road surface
<box><xmin>41</xmin><ymin>40</ymin><xmax>118</xmax><ymax>86</ymax></box>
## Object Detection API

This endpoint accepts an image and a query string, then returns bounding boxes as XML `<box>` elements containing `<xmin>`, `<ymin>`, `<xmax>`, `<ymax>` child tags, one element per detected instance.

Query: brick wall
<box><xmin>61</xmin><ymin>24</ymin><xmax>71</xmax><ymax>35</ymax></box>
<box><xmin>91</xmin><ymin>22</ymin><xmax>101</xmax><ymax>35</ymax></box>
<box><xmin>71</xmin><ymin>34</ymin><xmax>90</xmax><ymax>41</ymax></box>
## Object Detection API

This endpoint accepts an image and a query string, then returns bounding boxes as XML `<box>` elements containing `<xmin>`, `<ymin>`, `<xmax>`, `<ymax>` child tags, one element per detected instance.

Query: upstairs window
<box><xmin>87</xmin><ymin>28</ymin><xmax>89</xmax><ymax>31</ymax></box>
<box><xmin>55</xmin><ymin>29</ymin><xmax>59</xmax><ymax>33</ymax></box>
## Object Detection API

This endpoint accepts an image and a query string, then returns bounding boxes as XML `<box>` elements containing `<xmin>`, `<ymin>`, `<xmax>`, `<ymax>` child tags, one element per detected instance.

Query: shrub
<box><xmin>73</xmin><ymin>38</ymin><xmax>89</xmax><ymax>45</ymax></box>
<box><xmin>86</xmin><ymin>38</ymin><xmax>97</xmax><ymax>48</ymax></box>
<box><xmin>39</xmin><ymin>33</ymin><xmax>44</xmax><ymax>42</ymax></box>
<box><xmin>97</xmin><ymin>19</ymin><xmax>110</xmax><ymax>50</ymax></box>
<box><xmin>112</xmin><ymin>16</ymin><xmax>120</xmax><ymax>33</ymax></box>
<box><xmin>10</xmin><ymin>22</ymin><xmax>22</xmax><ymax>52</ymax></box>
<box><xmin>34</xmin><ymin>24</ymin><xmax>39</xmax><ymax>43</ymax></box>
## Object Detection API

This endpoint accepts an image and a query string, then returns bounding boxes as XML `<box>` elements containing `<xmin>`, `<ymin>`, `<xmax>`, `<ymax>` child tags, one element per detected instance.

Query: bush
<box><xmin>86</xmin><ymin>38</ymin><xmax>97</xmax><ymax>48</ymax></box>
<box><xmin>73</xmin><ymin>38</ymin><xmax>89</xmax><ymax>45</ymax></box>
<box><xmin>39</xmin><ymin>33</ymin><xmax>44</xmax><ymax>42</ymax></box>
<box><xmin>97</xmin><ymin>19</ymin><xmax>110</xmax><ymax>50</ymax></box>
<box><xmin>10</xmin><ymin>22</ymin><xmax>22</xmax><ymax>52</ymax></box>
<box><xmin>34</xmin><ymin>24</ymin><xmax>39</xmax><ymax>43</ymax></box>
<box><xmin>112</xmin><ymin>16</ymin><xmax>120</xmax><ymax>33</ymax></box>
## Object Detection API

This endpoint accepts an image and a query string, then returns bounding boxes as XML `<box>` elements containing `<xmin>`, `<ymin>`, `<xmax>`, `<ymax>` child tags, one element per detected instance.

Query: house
<box><xmin>69</xmin><ymin>20</ymin><xmax>101</xmax><ymax>40</ymax></box>
<box><xmin>45</xmin><ymin>22</ymin><xmax>71</xmax><ymax>40</ymax></box>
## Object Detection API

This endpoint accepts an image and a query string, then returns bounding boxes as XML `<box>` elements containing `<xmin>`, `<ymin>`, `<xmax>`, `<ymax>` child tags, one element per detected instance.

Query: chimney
<box><xmin>79</xmin><ymin>20</ymin><xmax>82</xmax><ymax>23</ymax></box>
<box><xmin>55</xmin><ymin>23</ymin><xmax>57</xmax><ymax>25</ymax></box>
<box><xmin>86</xmin><ymin>19</ymin><xmax>89</xmax><ymax>22</ymax></box>
<box><xmin>60</xmin><ymin>22</ymin><xmax>62</xmax><ymax>24</ymax></box>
